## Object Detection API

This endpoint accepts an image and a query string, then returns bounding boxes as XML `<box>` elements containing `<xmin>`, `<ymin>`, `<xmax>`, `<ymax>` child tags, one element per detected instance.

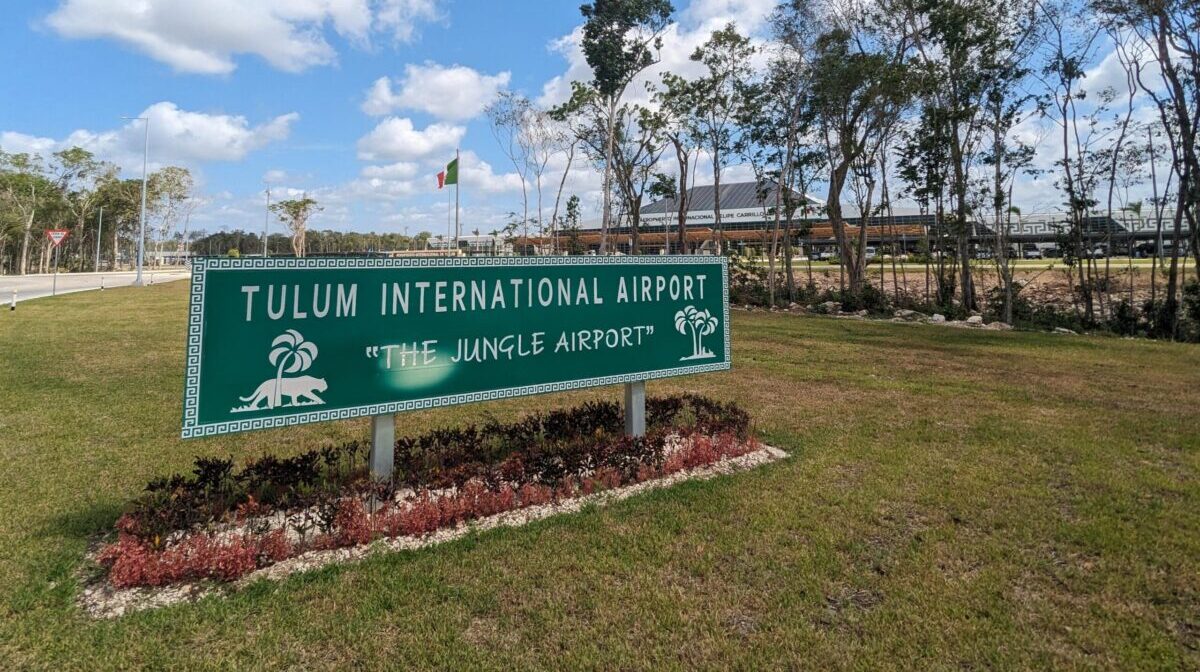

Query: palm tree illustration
<box><xmin>674</xmin><ymin>306</ymin><xmax>719</xmax><ymax>360</ymax></box>
<box><xmin>269</xmin><ymin>330</ymin><xmax>318</xmax><ymax>407</ymax></box>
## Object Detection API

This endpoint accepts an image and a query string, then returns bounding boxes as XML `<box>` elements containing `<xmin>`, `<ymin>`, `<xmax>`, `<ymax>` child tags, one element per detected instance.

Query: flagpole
<box><xmin>454</xmin><ymin>148</ymin><xmax>461</xmax><ymax>249</ymax></box>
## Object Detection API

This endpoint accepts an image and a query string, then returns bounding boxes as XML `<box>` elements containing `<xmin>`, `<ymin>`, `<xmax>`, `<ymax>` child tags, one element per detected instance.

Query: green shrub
<box><xmin>119</xmin><ymin>395</ymin><xmax>753</xmax><ymax>546</ymax></box>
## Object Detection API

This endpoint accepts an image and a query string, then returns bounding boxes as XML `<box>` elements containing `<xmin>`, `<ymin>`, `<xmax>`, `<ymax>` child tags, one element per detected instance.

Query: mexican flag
<box><xmin>437</xmin><ymin>157</ymin><xmax>458</xmax><ymax>189</ymax></box>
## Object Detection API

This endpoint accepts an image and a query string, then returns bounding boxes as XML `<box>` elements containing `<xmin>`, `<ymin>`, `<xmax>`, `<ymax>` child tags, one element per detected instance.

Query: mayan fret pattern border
<box><xmin>182</xmin><ymin>255</ymin><xmax>731</xmax><ymax>438</ymax></box>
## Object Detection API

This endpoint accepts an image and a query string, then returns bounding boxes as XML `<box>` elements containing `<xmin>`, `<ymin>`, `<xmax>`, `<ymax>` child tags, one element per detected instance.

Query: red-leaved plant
<box><xmin>97</xmin><ymin>429</ymin><xmax>762</xmax><ymax>589</ymax></box>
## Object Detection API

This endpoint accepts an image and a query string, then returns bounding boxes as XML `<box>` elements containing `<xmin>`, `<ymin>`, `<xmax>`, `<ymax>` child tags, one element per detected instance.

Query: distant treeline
<box><xmin>192</xmin><ymin>229</ymin><xmax>431</xmax><ymax>257</ymax></box>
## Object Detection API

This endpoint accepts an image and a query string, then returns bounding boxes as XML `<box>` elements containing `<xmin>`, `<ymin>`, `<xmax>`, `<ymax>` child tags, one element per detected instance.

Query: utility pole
<box><xmin>122</xmin><ymin>116</ymin><xmax>150</xmax><ymax>286</ymax></box>
<box><xmin>94</xmin><ymin>206</ymin><xmax>104</xmax><ymax>271</ymax></box>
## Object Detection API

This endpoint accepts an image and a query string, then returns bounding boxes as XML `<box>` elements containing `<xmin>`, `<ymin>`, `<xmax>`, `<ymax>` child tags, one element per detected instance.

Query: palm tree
<box><xmin>269</xmin><ymin>329</ymin><xmax>317</xmax><ymax>407</ymax></box>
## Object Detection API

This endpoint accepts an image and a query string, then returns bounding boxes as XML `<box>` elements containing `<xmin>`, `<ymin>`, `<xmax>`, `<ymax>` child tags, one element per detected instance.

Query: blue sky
<box><xmin>1</xmin><ymin>0</ymin><xmax>787</xmax><ymax>237</ymax></box>
<box><xmin>1</xmin><ymin>0</ymin><xmax>1144</xmax><ymax>238</ymax></box>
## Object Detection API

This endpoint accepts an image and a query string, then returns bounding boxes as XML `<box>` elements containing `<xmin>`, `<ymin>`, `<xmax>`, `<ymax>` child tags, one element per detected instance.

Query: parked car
<box><xmin>818</xmin><ymin>250</ymin><xmax>838</xmax><ymax>261</ymax></box>
<box><xmin>1022</xmin><ymin>244</ymin><xmax>1043</xmax><ymax>260</ymax></box>
<box><xmin>864</xmin><ymin>246</ymin><xmax>877</xmax><ymax>260</ymax></box>
<box><xmin>1042</xmin><ymin>245</ymin><xmax>1061</xmax><ymax>258</ymax></box>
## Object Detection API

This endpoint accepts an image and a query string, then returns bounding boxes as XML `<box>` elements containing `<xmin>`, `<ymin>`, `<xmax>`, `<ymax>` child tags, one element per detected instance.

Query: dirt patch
<box><xmin>820</xmin><ymin>583</ymin><xmax>884</xmax><ymax>629</ymax></box>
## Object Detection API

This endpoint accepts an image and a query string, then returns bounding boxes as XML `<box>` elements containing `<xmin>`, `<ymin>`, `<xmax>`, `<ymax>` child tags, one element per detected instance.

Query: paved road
<box><xmin>0</xmin><ymin>270</ymin><xmax>191</xmax><ymax>305</ymax></box>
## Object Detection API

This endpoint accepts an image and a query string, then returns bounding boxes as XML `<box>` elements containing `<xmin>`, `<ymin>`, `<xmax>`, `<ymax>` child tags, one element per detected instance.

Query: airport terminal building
<box><xmin>540</xmin><ymin>181</ymin><xmax>1190</xmax><ymax>257</ymax></box>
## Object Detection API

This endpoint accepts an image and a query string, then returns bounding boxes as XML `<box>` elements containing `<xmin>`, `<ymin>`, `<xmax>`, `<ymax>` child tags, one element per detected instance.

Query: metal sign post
<box><xmin>46</xmin><ymin>230</ymin><xmax>69</xmax><ymax>297</ymax></box>
<box><xmin>370</xmin><ymin>414</ymin><xmax>395</xmax><ymax>482</ymax></box>
<box><xmin>624</xmin><ymin>380</ymin><xmax>646</xmax><ymax>437</ymax></box>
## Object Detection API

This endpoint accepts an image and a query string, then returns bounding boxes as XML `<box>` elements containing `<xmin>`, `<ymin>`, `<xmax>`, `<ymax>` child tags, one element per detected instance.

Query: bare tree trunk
<box><xmin>549</xmin><ymin>142</ymin><xmax>576</xmax><ymax>255</ymax></box>
<box><xmin>674</xmin><ymin>139</ymin><xmax>689</xmax><ymax>254</ymax></box>
<box><xmin>1165</xmin><ymin>175</ymin><xmax>1187</xmax><ymax>337</ymax></box>
<box><xmin>880</xmin><ymin>154</ymin><xmax>899</xmax><ymax>304</ymax></box>
<box><xmin>768</xmin><ymin>201</ymin><xmax>780</xmax><ymax>307</ymax></box>
<box><xmin>600</xmin><ymin>97</ymin><xmax>617</xmax><ymax>255</ymax></box>
<box><xmin>950</xmin><ymin>129</ymin><xmax>975</xmax><ymax>311</ymax></box>
<box><xmin>783</xmin><ymin>215</ymin><xmax>796</xmax><ymax>301</ymax></box>
<box><xmin>18</xmin><ymin>207</ymin><xmax>34</xmax><ymax>275</ymax></box>
<box><xmin>1149</xmin><ymin>127</ymin><xmax>1162</xmax><ymax>304</ymax></box>
<box><xmin>712</xmin><ymin>147</ymin><xmax>724</xmax><ymax>255</ymax></box>
<box><xmin>828</xmin><ymin>162</ymin><xmax>858</xmax><ymax>292</ymax></box>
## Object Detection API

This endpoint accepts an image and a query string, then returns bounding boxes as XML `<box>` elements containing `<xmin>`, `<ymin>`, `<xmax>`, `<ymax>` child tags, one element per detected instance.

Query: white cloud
<box><xmin>0</xmin><ymin>132</ymin><xmax>58</xmax><ymax>157</ymax></box>
<box><xmin>356</xmin><ymin>117</ymin><xmax>465</xmax><ymax>161</ymax></box>
<box><xmin>374</xmin><ymin>0</ymin><xmax>441</xmax><ymax>42</ymax></box>
<box><xmin>537</xmin><ymin>2</ymin><xmax>774</xmax><ymax>109</ymax></box>
<box><xmin>458</xmin><ymin>150</ymin><xmax>526</xmax><ymax>194</ymax></box>
<box><xmin>681</xmin><ymin>0</ymin><xmax>778</xmax><ymax>33</ymax></box>
<box><xmin>362</xmin><ymin>63</ymin><xmax>511</xmax><ymax>120</ymax></box>
<box><xmin>361</xmin><ymin>161</ymin><xmax>420</xmax><ymax>181</ymax></box>
<box><xmin>0</xmin><ymin>102</ymin><xmax>298</xmax><ymax>172</ymax></box>
<box><xmin>347</xmin><ymin>152</ymin><xmax>525</xmax><ymax>204</ymax></box>
<box><xmin>45</xmin><ymin>0</ymin><xmax>439</xmax><ymax>74</ymax></box>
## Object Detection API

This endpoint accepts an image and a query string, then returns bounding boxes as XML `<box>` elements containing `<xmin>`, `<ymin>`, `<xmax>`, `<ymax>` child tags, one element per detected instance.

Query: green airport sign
<box><xmin>182</xmin><ymin>256</ymin><xmax>730</xmax><ymax>438</ymax></box>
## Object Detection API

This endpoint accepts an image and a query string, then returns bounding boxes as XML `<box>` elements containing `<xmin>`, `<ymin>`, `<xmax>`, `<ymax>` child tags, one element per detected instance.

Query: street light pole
<box><xmin>94</xmin><ymin>206</ymin><xmax>104</xmax><ymax>271</ymax></box>
<box><xmin>123</xmin><ymin>116</ymin><xmax>150</xmax><ymax>285</ymax></box>
<box><xmin>263</xmin><ymin>184</ymin><xmax>271</xmax><ymax>257</ymax></box>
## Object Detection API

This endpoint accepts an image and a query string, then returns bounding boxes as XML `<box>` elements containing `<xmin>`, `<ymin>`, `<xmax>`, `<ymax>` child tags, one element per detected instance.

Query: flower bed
<box><xmin>94</xmin><ymin>395</ymin><xmax>761</xmax><ymax>591</ymax></box>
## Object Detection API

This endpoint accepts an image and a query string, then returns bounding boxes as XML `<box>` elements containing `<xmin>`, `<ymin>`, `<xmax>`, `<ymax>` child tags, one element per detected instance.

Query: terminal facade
<box><xmin>518</xmin><ymin>181</ymin><xmax>1190</xmax><ymax>258</ymax></box>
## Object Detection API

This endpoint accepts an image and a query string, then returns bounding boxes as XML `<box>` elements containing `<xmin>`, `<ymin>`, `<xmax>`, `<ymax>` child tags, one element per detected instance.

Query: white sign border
<box><xmin>182</xmin><ymin>255</ymin><xmax>731</xmax><ymax>439</ymax></box>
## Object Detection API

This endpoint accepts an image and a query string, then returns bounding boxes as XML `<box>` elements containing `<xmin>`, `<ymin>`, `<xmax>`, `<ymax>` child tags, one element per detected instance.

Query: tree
<box><xmin>653</xmin><ymin>72</ymin><xmax>701</xmax><ymax>253</ymax></box>
<box><xmin>1038</xmin><ymin>0</ymin><xmax>1107</xmax><ymax>323</ymax></box>
<box><xmin>739</xmin><ymin>2</ymin><xmax>825</xmax><ymax>303</ymax></box>
<box><xmin>0</xmin><ymin>151</ymin><xmax>50</xmax><ymax>275</ymax></box>
<box><xmin>548</xmin><ymin>135</ymin><xmax>578</xmax><ymax>254</ymax></box>
<box><xmin>522</xmin><ymin>103</ymin><xmax>568</xmax><ymax>246</ymax></box>
<box><xmin>562</xmin><ymin>195</ymin><xmax>587</xmax><ymax>255</ymax></box>
<box><xmin>552</xmin><ymin>82</ymin><xmax>663</xmax><ymax>252</ymax></box>
<box><xmin>50</xmin><ymin>147</ymin><xmax>112</xmax><ymax>270</ymax></box>
<box><xmin>949</xmin><ymin>0</ymin><xmax>1041</xmax><ymax>323</ymax></box>
<box><xmin>486</xmin><ymin>92</ymin><xmax>533</xmax><ymax>241</ymax></box>
<box><xmin>896</xmin><ymin>0</ymin><xmax>1037</xmax><ymax>311</ymax></box>
<box><xmin>768</xmin><ymin>1</ymin><xmax>825</xmax><ymax>300</ymax></box>
<box><xmin>578</xmin><ymin>0</ymin><xmax>674</xmax><ymax>253</ymax></box>
<box><xmin>148</xmin><ymin>166</ymin><xmax>193</xmax><ymax>267</ymax></box>
<box><xmin>808</xmin><ymin>15</ymin><xmax>912</xmax><ymax>294</ymax></box>
<box><xmin>93</xmin><ymin>174</ymin><xmax>144</xmax><ymax>271</ymax></box>
<box><xmin>690</xmin><ymin>24</ymin><xmax>756</xmax><ymax>255</ymax></box>
<box><xmin>270</xmin><ymin>196</ymin><xmax>322</xmax><ymax>257</ymax></box>
<box><xmin>612</xmin><ymin>106</ymin><xmax>667</xmax><ymax>253</ymax></box>
<box><xmin>898</xmin><ymin>105</ymin><xmax>954</xmax><ymax>304</ymax></box>
<box><xmin>1095</xmin><ymin>0</ymin><xmax>1200</xmax><ymax>337</ymax></box>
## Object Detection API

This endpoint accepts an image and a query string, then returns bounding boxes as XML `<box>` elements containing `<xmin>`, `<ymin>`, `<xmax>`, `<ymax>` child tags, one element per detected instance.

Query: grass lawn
<box><xmin>1</xmin><ymin>281</ymin><xmax>1198</xmax><ymax>670</ymax></box>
